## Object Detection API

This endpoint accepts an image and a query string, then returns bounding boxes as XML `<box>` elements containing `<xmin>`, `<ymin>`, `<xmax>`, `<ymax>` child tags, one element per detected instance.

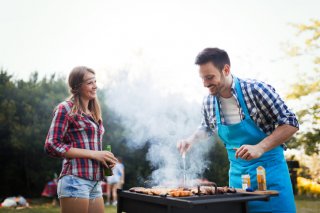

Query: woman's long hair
<box><xmin>68</xmin><ymin>66</ymin><xmax>102</xmax><ymax>122</ymax></box>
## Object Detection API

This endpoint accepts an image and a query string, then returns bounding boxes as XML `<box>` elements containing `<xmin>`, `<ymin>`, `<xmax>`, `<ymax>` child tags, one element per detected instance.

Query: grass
<box><xmin>295</xmin><ymin>196</ymin><xmax>320</xmax><ymax>213</ymax></box>
<box><xmin>0</xmin><ymin>205</ymin><xmax>116</xmax><ymax>213</ymax></box>
<box><xmin>0</xmin><ymin>196</ymin><xmax>318</xmax><ymax>213</ymax></box>
<box><xmin>0</xmin><ymin>198</ymin><xmax>116</xmax><ymax>213</ymax></box>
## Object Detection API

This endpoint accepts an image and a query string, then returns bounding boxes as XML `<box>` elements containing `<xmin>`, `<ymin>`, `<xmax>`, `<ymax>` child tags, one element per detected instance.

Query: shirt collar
<box><xmin>230</xmin><ymin>75</ymin><xmax>237</xmax><ymax>95</ymax></box>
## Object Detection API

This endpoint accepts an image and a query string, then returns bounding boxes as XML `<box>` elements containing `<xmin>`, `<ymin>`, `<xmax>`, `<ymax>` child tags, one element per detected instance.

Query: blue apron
<box><xmin>214</xmin><ymin>77</ymin><xmax>296</xmax><ymax>213</ymax></box>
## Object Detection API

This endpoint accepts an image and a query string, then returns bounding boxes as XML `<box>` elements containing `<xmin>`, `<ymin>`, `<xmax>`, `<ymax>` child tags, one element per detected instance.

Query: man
<box><xmin>177</xmin><ymin>48</ymin><xmax>298</xmax><ymax>213</ymax></box>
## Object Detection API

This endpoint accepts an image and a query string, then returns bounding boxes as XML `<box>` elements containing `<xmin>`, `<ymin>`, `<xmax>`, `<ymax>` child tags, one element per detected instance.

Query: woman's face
<box><xmin>79</xmin><ymin>71</ymin><xmax>97</xmax><ymax>101</ymax></box>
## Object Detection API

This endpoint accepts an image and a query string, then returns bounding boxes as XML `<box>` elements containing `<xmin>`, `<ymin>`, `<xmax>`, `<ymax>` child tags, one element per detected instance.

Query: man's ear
<box><xmin>223</xmin><ymin>64</ymin><xmax>231</xmax><ymax>76</ymax></box>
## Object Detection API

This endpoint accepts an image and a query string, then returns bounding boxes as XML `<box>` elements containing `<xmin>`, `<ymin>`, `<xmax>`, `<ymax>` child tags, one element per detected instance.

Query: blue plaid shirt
<box><xmin>200</xmin><ymin>76</ymin><xmax>299</xmax><ymax>135</ymax></box>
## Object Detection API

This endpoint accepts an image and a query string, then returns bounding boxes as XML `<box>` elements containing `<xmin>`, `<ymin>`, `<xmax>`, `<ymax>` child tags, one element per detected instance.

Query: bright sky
<box><xmin>0</xmin><ymin>0</ymin><xmax>319</xmax><ymax>100</ymax></box>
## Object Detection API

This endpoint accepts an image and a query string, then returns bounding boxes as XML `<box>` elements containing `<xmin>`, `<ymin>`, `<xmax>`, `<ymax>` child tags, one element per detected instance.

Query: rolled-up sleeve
<box><xmin>45</xmin><ymin>104</ymin><xmax>71</xmax><ymax>158</ymax></box>
<box><xmin>198</xmin><ymin>96</ymin><xmax>215</xmax><ymax>136</ymax></box>
<box><xmin>253</xmin><ymin>82</ymin><xmax>299</xmax><ymax>129</ymax></box>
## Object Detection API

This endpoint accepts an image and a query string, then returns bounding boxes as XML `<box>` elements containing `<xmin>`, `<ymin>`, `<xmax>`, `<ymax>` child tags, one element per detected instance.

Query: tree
<box><xmin>0</xmin><ymin>70</ymin><xmax>68</xmax><ymax>197</ymax></box>
<box><xmin>284</xmin><ymin>19</ymin><xmax>320</xmax><ymax>155</ymax></box>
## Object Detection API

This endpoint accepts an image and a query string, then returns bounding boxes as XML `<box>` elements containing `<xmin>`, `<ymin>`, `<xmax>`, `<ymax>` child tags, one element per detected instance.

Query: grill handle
<box><xmin>197</xmin><ymin>182</ymin><xmax>218</xmax><ymax>195</ymax></box>
<box><xmin>212</xmin><ymin>182</ymin><xmax>217</xmax><ymax>194</ymax></box>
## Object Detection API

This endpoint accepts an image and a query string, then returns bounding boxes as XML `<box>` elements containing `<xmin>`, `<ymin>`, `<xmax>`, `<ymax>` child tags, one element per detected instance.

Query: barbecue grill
<box><xmin>117</xmin><ymin>189</ymin><xmax>273</xmax><ymax>213</ymax></box>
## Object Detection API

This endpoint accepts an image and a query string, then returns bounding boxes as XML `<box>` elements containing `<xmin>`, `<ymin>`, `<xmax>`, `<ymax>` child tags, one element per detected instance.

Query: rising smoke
<box><xmin>105</xmin><ymin>67</ymin><xmax>215</xmax><ymax>187</ymax></box>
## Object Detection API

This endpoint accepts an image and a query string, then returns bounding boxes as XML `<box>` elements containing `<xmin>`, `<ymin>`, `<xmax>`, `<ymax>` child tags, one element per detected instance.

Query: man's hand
<box><xmin>235</xmin><ymin>144</ymin><xmax>265</xmax><ymax>160</ymax></box>
<box><xmin>176</xmin><ymin>129</ymin><xmax>209</xmax><ymax>156</ymax></box>
<box><xmin>177</xmin><ymin>139</ymin><xmax>193</xmax><ymax>155</ymax></box>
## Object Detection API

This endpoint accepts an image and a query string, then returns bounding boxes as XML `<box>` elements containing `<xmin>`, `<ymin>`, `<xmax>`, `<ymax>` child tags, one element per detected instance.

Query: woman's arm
<box><xmin>64</xmin><ymin>148</ymin><xmax>118</xmax><ymax>168</ymax></box>
<box><xmin>45</xmin><ymin>103</ymin><xmax>71</xmax><ymax>158</ymax></box>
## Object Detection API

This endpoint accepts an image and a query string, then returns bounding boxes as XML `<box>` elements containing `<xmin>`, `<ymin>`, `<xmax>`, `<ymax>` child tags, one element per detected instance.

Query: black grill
<box><xmin>117</xmin><ymin>190</ymin><xmax>272</xmax><ymax>213</ymax></box>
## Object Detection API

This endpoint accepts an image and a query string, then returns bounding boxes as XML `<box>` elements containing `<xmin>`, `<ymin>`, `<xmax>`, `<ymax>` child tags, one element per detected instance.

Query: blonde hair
<box><xmin>68</xmin><ymin>66</ymin><xmax>102</xmax><ymax>122</ymax></box>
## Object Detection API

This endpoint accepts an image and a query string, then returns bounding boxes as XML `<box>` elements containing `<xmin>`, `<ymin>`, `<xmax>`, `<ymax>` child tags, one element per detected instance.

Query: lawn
<box><xmin>295</xmin><ymin>196</ymin><xmax>320</xmax><ymax>213</ymax></box>
<box><xmin>0</xmin><ymin>205</ymin><xmax>116</xmax><ymax>213</ymax></box>
<box><xmin>0</xmin><ymin>196</ymin><xmax>318</xmax><ymax>212</ymax></box>
<box><xmin>0</xmin><ymin>198</ymin><xmax>116</xmax><ymax>213</ymax></box>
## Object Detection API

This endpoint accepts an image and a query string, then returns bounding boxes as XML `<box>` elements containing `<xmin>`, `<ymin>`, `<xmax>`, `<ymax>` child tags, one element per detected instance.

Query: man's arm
<box><xmin>236</xmin><ymin>81</ymin><xmax>299</xmax><ymax>160</ymax></box>
<box><xmin>177</xmin><ymin>96</ymin><xmax>215</xmax><ymax>155</ymax></box>
<box><xmin>177</xmin><ymin>128</ymin><xmax>209</xmax><ymax>155</ymax></box>
<box><xmin>236</xmin><ymin>124</ymin><xmax>298</xmax><ymax>160</ymax></box>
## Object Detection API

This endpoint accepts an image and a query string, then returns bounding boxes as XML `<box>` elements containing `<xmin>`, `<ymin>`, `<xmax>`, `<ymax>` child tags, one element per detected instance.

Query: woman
<box><xmin>45</xmin><ymin>66</ymin><xmax>118</xmax><ymax>213</ymax></box>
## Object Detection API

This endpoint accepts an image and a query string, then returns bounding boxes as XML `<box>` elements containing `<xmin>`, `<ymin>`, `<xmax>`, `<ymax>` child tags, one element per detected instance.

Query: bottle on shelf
<box><xmin>256</xmin><ymin>166</ymin><xmax>267</xmax><ymax>191</ymax></box>
<box><xmin>241</xmin><ymin>174</ymin><xmax>251</xmax><ymax>190</ymax></box>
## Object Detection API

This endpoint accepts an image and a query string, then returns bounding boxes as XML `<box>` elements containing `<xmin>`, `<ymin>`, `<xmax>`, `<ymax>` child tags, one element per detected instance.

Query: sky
<box><xmin>0</xmin><ymin>0</ymin><xmax>319</xmax><ymax>100</ymax></box>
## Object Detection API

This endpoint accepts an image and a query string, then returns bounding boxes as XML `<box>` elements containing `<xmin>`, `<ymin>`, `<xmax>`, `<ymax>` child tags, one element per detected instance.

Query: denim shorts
<box><xmin>57</xmin><ymin>175</ymin><xmax>102</xmax><ymax>199</ymax></box>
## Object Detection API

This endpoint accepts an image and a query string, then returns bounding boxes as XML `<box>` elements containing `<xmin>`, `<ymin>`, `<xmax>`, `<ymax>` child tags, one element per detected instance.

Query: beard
<box><xmin>208</xmin><ymin>85</ymin><xmax>218</xmax><ymax>95</ymax></box>
<box><xmin>204</xmin><ymin>71</ymin><xmax>229</xmax><ymax>96</ymax></box>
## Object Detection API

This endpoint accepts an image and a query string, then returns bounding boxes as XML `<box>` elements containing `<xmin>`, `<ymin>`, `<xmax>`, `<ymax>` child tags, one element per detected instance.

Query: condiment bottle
<box><xmin>105</xmin><ymin>145</ymin><xmax>113</xmax><ymax>176</ymax></box>
<box><xmin>241</xmin><ymin>174</ymin><xmax>251</xmax><ymax>190</ymax></box>
<box><xmin>256</xmin><ymin>166</ymin><xmax>267</xmax><ymax>190</ymax></box>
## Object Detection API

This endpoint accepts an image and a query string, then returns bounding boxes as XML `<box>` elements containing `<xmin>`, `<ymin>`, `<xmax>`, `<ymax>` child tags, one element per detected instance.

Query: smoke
<box><xmin>105</xmin><ymin>66</ymin><xmax>214</xmax><ymax>187</ymax></box>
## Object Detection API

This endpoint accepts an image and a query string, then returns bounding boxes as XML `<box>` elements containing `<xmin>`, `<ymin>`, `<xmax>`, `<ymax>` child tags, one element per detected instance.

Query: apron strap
<box><xmin>214</xmin><ymin>97</ymin><xmax>221</xmax><ymax>125</ymax></box>
<box><xmin>234</xmin><ymin>77</ymin><xmax>250</xmax><ymax>119</ymax></box>
<box><xmin>215</xmin><ymin>77</ymin><xmax>250</xmax><ymax>124</ymax></box>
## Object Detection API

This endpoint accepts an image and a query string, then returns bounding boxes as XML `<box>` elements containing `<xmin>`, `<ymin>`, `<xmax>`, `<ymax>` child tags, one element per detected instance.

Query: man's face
<box><xmin>199</xmin><ymin>62</ymin><xmax>227</xmax><ymax>96</ymax></box>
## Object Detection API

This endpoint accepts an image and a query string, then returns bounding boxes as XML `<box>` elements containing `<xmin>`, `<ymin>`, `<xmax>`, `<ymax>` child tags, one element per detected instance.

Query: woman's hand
<box><xmin>93</xmin><ymin>150</ymin><xmax>118</xmax><ymax>168</ymax></box>
<box><xmin>235</xmin><ymin>144</ymin><xmax>265</xmax><ymax>160</ymax></box>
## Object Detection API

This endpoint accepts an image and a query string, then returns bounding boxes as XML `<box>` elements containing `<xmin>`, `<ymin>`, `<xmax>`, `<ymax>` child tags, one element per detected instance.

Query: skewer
<box><xmin>182</xmin><ymin>152</ymin><xmax>186</xmax><ymax>187</ymax></box>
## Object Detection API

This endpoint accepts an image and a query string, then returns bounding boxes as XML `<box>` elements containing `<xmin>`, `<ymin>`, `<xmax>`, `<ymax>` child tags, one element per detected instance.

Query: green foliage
<box><xmin>203</xmin><ymin>137</ymin><xmax>229</xmax><ymax>186</ymax></box>
<box><xmin>286</xmin><ymin>80</ymin><xmax>320</xmax><ymax>99</ymax></box>
<box><xmin>0</xmin><ymin>70</ymin><xmax>68</xmax><ymax>198</ymax></box>
<box><xmin>285</xmin><ymin>19</ymin><xmax>320</xmax><ymax>155</ymax></box>
<box><xmin>0</xmin><ymin>70</ymin><xmax>152</xmax><ymax>197</ymax></box>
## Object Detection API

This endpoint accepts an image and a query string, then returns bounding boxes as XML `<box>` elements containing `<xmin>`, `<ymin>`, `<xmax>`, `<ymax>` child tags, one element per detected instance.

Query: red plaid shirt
<box><xmin>45</xmin><ymin>100</ymin><xmax>105</xmax><ymax>181</ymax></box>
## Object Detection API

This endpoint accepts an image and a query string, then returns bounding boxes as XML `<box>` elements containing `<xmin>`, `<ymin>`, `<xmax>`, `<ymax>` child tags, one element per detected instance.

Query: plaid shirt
<box><xmin>200</xmin><ymin>76</ymin><xmax>299</xmax><ymax>135</ymax></box>
<box><xmin>45</xmin><ymin>100</ymin><xmax>105</xmax><ymax>181</ymax></box>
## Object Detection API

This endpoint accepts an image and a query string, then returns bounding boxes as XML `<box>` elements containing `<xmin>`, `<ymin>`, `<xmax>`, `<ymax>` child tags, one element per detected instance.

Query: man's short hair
<box><xmin>195</xmin><ymin>48</ymin><xmax>230</xmax><ymax>71</ymax></box>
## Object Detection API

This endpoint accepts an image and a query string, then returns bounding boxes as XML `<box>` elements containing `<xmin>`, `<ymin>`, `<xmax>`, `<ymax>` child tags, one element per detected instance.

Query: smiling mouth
<box><xmin>208</xmin><ymin>86</ymin><xmax>217</xmax><ymax>94</ymax></box>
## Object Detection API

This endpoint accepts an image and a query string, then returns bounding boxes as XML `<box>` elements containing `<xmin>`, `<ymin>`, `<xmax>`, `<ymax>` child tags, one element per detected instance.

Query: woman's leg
<box><xmin>60</xmin><ymin>198</ymin><xmax>89</xmax><ymax>213</ymax></box>
<box><xmin>106</xmin><ymin>184</ymin><xmax>112</xmax><ymax>204</ymax></box>
<box><xmin>112</xmin><ymin>184</ymin><xmax>118</xmax><ymax>205</ymax></box>
<box><xmin>88</xmin><ymin>197</ymin><xmax>104</xmax><ymax>213</ymax></box>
